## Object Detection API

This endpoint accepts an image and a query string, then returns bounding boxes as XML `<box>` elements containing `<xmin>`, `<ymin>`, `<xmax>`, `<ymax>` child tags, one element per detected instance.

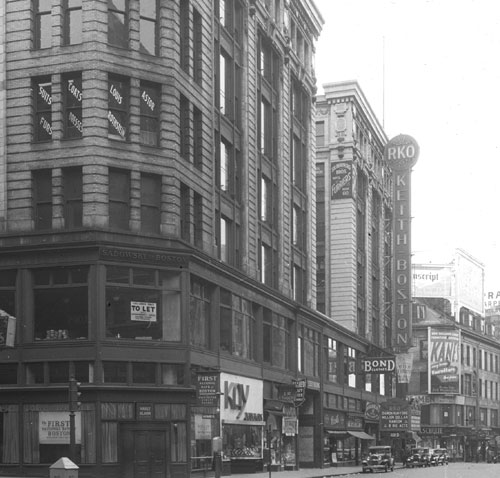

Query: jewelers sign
<box><xmin>39</xmin><ymin>411</ymin><xmax>81</xmax><ymax>444</ymax></box>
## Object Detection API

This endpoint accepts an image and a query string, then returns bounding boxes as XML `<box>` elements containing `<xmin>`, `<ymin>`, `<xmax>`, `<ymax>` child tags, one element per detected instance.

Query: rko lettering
<box><xmin>224</xmin><ymin>381</ymin><xmax>249</xmax><ymax>419</ymax></box>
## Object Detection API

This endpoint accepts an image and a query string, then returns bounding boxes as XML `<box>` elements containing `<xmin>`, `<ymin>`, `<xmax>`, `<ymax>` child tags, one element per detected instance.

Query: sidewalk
<box><xmin>234</xmin><ymin>464</ymin><xmax>366</xmax><ymax>478</ymax></box>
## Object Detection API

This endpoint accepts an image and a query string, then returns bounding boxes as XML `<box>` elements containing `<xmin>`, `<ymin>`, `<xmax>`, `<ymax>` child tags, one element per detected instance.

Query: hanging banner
<box><xmin>395</xmin><ymin>353</ymin><xmax>413</xmax><ymax>383</ymax></box>
<box><xmin>428</xmin><ymin>328</ymin><xmax>461</xmax><ymax>394</ymax></box>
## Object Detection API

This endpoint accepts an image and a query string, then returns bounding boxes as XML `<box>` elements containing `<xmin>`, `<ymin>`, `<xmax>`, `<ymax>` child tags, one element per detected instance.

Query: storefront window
<box><xmin>0</xmin><ymin>364</ymin><xmax>17</xmax><ymax>384</ymax></box>
<box><xmin>33</xmin><ymin>267</ymin><xmax>89</xmax><ymax>341</ymax></box>
<box><xmin>190</xmin><ymin>411</ymin><xmax>216</xmax><ymax>472</ymax></box>
<box><xmin>223</xmin><ymin>424</ymin><xmax>262</xmax><ymax>459</ymax></box>
<box><xmin>105</xmin><ymin>267</ymin><xmax>181</xmax><ymax>341</ymax></box>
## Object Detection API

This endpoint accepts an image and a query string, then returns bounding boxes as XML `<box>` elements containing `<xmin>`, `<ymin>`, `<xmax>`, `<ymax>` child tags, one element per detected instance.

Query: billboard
<box><xmin>428</xmin><ymin>328</ymin><xmax>461</xmax><ymax>394</ymax></box>
<box><xmin>412</xmin><ymin>264</ymin><xmax>452</xmax><ymax>298</ymax></box>
<box><xmin>455</xmin><ymin>250</ymin><xmax>484</xmax><ymax>315</ymax></box>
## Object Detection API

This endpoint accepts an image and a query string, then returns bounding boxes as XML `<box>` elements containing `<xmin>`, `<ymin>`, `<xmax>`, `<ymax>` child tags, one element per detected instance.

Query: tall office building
<box><xmin>315</xmin><ymin>81</ymin><xmax>394</xmax><ymax>349</ymax></box>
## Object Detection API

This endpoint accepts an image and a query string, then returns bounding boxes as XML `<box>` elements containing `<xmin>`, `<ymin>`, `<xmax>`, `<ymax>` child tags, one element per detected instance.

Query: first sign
<box><xmin>384</xmin><ymin>134</ymin><xmax>419</xmax><ymax>170</ymax></box>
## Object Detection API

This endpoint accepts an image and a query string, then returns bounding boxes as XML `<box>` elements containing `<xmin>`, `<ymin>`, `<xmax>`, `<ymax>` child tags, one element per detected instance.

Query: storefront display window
<box><xmin>23</xmin><ymin>405</ymin><xmax>96</xmax><ymax>464</ymax></box>
<box><xmin>190</xmin><ymin>411</ymin><xmax>216</xmax><ymax>471</ymax></box>
<box><xmin>223</xmin><ymin>424</ymin><xmax>262</xmax><ymax>459</ymax></box>
<box><xmin>105</xmin><ymin>267</ymin><xmax>180</xmax><ymax>341</ymax></box>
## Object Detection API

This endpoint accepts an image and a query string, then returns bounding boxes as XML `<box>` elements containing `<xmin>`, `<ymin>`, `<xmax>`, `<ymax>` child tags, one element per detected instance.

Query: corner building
<box><xmin>0</xmin><ymin>2</ymin><xmax>392</xmax><ymax>477</ymax></box>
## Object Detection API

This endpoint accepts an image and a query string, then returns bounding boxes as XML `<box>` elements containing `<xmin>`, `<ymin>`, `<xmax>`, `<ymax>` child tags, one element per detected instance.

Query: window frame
<box><xmin>63</xmin><ymin>0</ymin><xmax>83</xmax><ymax>46</ymax></box>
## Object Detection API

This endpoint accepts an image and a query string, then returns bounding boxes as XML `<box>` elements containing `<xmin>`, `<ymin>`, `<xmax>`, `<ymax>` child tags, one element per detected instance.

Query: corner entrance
<box><xmin>121</xmin><ymin>424</ymin><xmax>168</xmax><ymax>478</ymax></box>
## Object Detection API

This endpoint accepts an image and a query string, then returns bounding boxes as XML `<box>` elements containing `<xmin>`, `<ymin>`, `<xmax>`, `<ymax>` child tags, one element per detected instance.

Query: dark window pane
<box><xmin>26</xmin><ymin>363</ymin><xmax>44</xmax><ymax>384</ymax></box>
<box><xmin>106</xmin><ymin>266</ymin><xmax>129</xmax><ymax>283</ymax></box>
<box><xmin>48</xmin><ymin>362</ymin><xmax>70</xmax><ymax>383</ymax></box>
<box><xmin>102</xmin><ymin>361</ymin><xmax>127</xmax><ymax>383</ymax></box>
<box><xmin>108</xmin><ymin>0</ymin><xmax>128</xmax><ymax>48</ymax></box>
<box><xmin>34</xmin><ymin>169</ymin><xmax>52</xmax><ymax>229</ymax></box>
<box><xmin>0</xmin><ymin>364</ymin><xmax>17</xmax><ymax>384</ymax></box>
<box><xmin>74</xmin><ymin>361</ymin><xmax>91</xmax><ymax>383</ymax></box>
<box><xmin>132</xmin><ymin>362</ymin><xmax>156</xmax><ymax>384</ymax></box>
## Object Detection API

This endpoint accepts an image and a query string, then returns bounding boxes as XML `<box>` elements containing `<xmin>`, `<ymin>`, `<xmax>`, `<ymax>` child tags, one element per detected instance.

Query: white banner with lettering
<box><xmin>395</xmin><ymin>353</ymin><xmax>413</xmax><ymax>384</ymax></box>
<box><xmin>39</xmin><ymin>411</ymin><xmax>81</xmax><ymax>444</ymax></box>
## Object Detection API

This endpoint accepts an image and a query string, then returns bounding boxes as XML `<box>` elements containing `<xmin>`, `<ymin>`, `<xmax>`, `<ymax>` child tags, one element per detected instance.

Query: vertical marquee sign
<box><xmin>384</xmin><ymin>134</ymin><xmax>419</xmax><ymax>353</ymax></box>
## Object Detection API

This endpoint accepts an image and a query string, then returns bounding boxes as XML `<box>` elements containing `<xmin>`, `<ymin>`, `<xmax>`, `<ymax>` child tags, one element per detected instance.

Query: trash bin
<box><xmin>49</xmin><ymin>457</ymin><xmax>79</xmax><ymax>478</ymax></box>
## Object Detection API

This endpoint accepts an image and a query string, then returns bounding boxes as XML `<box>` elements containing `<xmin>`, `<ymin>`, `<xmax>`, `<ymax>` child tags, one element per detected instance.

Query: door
<box><xmin>122</xmin><ymin>426</ymin><xmax>167</xmax><ymax>478</ymax></box>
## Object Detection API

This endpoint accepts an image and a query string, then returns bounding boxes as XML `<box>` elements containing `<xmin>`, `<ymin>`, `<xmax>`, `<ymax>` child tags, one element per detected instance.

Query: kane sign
<box><xmin>362</xmin><ymin>357</ymin><xmax>396</xmax><ymax>373</ymax></box>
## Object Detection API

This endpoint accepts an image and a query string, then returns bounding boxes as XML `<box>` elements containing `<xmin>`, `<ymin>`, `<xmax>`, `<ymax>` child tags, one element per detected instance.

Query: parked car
<box><xmin>406</xmin><ymin>447</ymin><xmax>431</xmax><ymax>467</ymax></box>
<box><xmin>362</xmin><ymin>446</ymin><xmax>395</xmax><ymax>473</ymax></box>
<box><xmin>430</xmin><ymin>448</ymin><xmax>449</xmax><ymax>466</ymax></box>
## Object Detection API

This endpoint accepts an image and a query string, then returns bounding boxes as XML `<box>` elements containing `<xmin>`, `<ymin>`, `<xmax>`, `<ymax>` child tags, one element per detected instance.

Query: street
<box><xmin>355</xmin><ymin>463</ymin><xmax>500</xmax><ymax>478</ymax></box>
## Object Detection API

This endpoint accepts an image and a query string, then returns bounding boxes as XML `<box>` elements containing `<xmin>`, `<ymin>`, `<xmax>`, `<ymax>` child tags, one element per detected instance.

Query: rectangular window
<box><xmin>33</xmin><ymin>77</ymin><xmax>53</xmax><ymax>141</ymax></box>
<box><xmin>193</xmin><ymin>192</ymin><xmax>203</xmax><ymax>248</ymax></box>
<box><xmin>139</xmin><ymin>0</ymin><xmax>158</xmax><ymax>55</ymax></box>
<box><xmin>180</xmin><ymin>184</ymin><xmax>191</xmax><ymax>241</ymax></box>
<box><xmin>180</xmin><ymin>95</ymin><xmax>190</xmax><ymax>160</ymax></box>
<box><xmin>140</xmin><ymin>81</ymin><xmax>160</xmax><ymax>146</ymax></box>
<box><xmin>193</xmin><ymin>106</ymin><xmax>203</xmax><ymax>169</ymax></box>
<box><xmin>63</xmin><ymin>167</ymin><xmax>83</xmax><ymax>228</ymax></box>
<box><xmin>219</xmin><ymin>140</ymin><xmax>229</xmax><ymax>192</ymax></box>
<box><xmin>108</xmin><ymin>0</ymin><xmax>128</xmax><ymax>48</ymax></box>
<box><xmin>63</xmin><ymin>72</ymin><xmax>83</xmax><ymax>138</ymax></box>
<box><xmin>190</xmin><ymin>277</ymin><xmax>211</xmax><ymax>348</ymax></box>
<box><xmin>33</xmin><ymin>169</ymin><xmax>52</xmax><ymax>230</ymax></box>
<box><xmin>179</xmin><ymin>0</ymin><xmax>190</xmax><ymax>73</ymax></box>
<box><xmin>326</xmin><ymin>337</ymin><xmax>338</xmax><ymax>383</ymax></box>
<box><xmin>35</xmin><ymin>0</ymin><xmax>52</xmax><ymax>49</ymax></box>
<box><xmin>316</xmin><ymin>121</ymin><xmax>325</xmax><ymax>147</ymax></box>
<box><xmin>109</xmin><ymin>169</ymin><xmax>130</xmax><ymax>229</ymax></box>
<box><xmin>219</xmin><ymin>290</ymin><xmax>254</xmax><ymax>359</ymax></box>
<box><xmin>263</xmin><ymin>311</ymin><xmax>290</xmax><ymax>369</ymax></box>
<box><xmin>106</xmin><ymin>267</ymin><xmax>181</xmax><ymax>341</ymax></box>
<box><xmin>33</xmin><ymin>267</ymin><xmax>89</xmax><ymax>341</ymax></box>
<box><xmin>299</xmin><ymin>325</ymin><xmax>319</xmax><ymax>377</ymax></box>
<box><xmin>102</xmin><ymin>361</ymin><xmax>128</xmax><ymax>383</ymax></box>
<box><xmin>63</xmin><ymin>0</ymin><xmax>82</xmax><ymax>45</ymax></box>
<box><xmin>220</xmin><ymin>216</ymin><xmax>229</xmax><ymax>262</ymax></box>
<box><xmin>108</xmin><ymin>75</ymin><xmax>129</xmax><ymax>139</ymax></box>
<box><xmin>141</xmin><ymin>173</ymin><xmax>161</xmax><ymax>234</ymax></box>
<box><xmin>193</xmin><ymin>8</ymin><xmax>203</xmax><ymax>85</ymax></box>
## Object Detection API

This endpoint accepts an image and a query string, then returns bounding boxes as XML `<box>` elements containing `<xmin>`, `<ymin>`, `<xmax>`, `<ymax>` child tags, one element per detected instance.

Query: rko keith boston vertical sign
<box><xmin>384</xmin><ymin>134</ymin><xmax>419</xmax><ymax>352</ymax></box>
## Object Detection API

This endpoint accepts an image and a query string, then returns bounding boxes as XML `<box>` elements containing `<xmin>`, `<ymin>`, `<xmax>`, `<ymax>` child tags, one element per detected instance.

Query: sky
<box><xmin>313</xmin><ymin>0</ymin><xmax>500</xmax><ymax>293</ymax></box>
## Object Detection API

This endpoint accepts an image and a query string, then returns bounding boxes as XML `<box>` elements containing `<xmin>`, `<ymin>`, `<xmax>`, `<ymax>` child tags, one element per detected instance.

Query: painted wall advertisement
<box><xmin>331</xmin><ymin>161</ymin><xmax>352</xmax><ymax>199</ymax></box>
<box><xmin>428</xmin><ymin>328</ymin><xmax>461</xmax><ymax>394</ymax></box>
<box><xmin>39</xmin><ymin>411</ymin><xmax>81</xmax><ymax>444</ymax></box>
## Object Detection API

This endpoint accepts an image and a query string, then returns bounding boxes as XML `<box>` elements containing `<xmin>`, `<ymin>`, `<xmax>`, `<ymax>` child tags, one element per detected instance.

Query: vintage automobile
<box><xmin>406</xmin><ymin>447</ymin><xmax>431</xmax><ymax>467</ymax></box>
<box><xmin>430</xmin><ymin>448</ymin><xmax>449</xmax><ymax>466</ymax></box>
<box><xmin>362</xmin><ymin>446</ymin><xmax>395</xmax><ymax>473</ymax></box>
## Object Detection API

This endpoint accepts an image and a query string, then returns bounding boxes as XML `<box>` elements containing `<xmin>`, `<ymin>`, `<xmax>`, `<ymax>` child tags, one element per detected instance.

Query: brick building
<box><xmin>0</xmin><ymin>2</ymin><xmax>394</xmax><ymax>477</ymax></box>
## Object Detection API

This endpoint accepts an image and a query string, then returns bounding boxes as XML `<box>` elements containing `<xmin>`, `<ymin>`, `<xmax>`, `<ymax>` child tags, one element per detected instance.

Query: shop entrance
<box><xmin>121</xmin><ymin>425</ymin><xmax>168</xmax><ymax>478</ymax></box>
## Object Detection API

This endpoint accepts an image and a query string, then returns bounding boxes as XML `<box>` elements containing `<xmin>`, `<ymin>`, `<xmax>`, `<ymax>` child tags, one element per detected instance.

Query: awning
<box><xmin>348</xmin><ymin>430</ymin><xmax>375</xmax><ymax>440</ymax></box>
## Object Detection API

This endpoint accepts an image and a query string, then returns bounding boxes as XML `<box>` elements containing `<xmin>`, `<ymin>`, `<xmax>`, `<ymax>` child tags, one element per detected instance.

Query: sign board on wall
<box><xmin>130</xmin><ymin>301</ymin><xmax>157</xmax><ymax>322</ymax></box>
<box><xmin>384</xmin><ymin>134</ymin><xmax>419</xmax><ymax>352</ymax></box>
<box><xmin>428</xmin><ymin>328</ymin><xmax>461</xmax><ymax>394</ymax></box>
<box><xmin>455</xmin><ymin>250</ymin><xmax>484</xmax><ymax>315</ymax></box>
<box><xmin>39</xmin><ymin>411</ymin><xmax>81</xmax><ymax>444</ymax></box>
<box><xmin>220</xmin><ymin>373</ymin><xmax>263</xmax><ymax>422</ymax></box>
<box><xmin>331</xmin><ymin>161</ymin><xmax>353</xmax><ymax>199</ymax></box>
<box><xmin>412</xmin><ymin>265</ymin><xmax>452</xmax><ymax>298</ymax></box>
